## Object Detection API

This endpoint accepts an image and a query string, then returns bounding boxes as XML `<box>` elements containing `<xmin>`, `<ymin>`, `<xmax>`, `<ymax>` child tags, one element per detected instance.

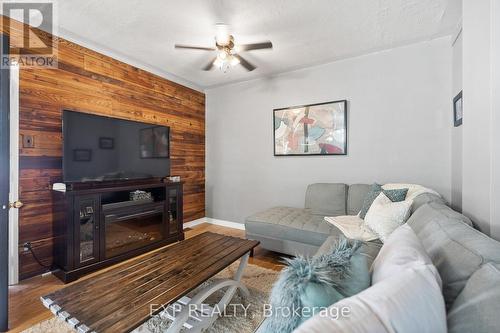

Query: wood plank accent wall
<box><xmin>1</xmin><ymin>16</ymin><xmax>205</xmax><ymax>280</ymax></box>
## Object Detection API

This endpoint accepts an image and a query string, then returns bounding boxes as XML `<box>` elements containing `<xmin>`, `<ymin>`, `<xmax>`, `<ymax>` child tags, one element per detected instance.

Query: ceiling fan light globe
<box><xmin>215</xmin><ymin>23</ymin><xmax>230</xmax><ymax>45</ymax></box>
<box><xmin>230</xmin><ymin>56</ymin><xmax>240</xmax><ymax>66</ymax></box>
<box><xmin>217</xmin><ymin>50</ymin><xmax>228</xmax><ymax>60</ymax></box>
<box><xmin>214</xmin><ymin>58</ymin><xmax>223</xmax><ymax>68</ymax></box>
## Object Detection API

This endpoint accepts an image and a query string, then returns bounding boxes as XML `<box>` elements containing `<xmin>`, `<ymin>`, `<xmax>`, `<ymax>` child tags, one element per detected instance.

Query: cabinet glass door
<box><xmin>168</xmin><ymin>188</ymin><xmax>179</xmax><ymax>235</ymax></box>
<box><xmin>75</xmin><ymin>196</ymin><xmax>99</xmax><ymax>266</ymax></box>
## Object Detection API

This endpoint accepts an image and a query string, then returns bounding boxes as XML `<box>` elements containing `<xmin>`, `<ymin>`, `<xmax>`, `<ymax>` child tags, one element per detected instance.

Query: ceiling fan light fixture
<box><xmin>215</xmin><ymin>23</ymin><xmax>230</xmax><ymax>45</ymax></box>
<box><xmin>213</xmin><ymin>57</ymin><xmax>223</xmax><ymax>68</ymax></box>
<box><xmin>217</xmin><ymin>50</ymin><xmax>228</xmax><ymax>60</ymax></box>
<box><xmin>174</xmin><ymin>23</ymin><xmax>269</xmax><ymax>72</ymax></box>
<box><xmin>213</xmin><ymin>49</ymin><xmax>240</xmax><ymax>72</ymax></box>
<box><xmin>230</xmin><ymin>56</ymin><xmax>240</xmax><ymax>66</ymax></box>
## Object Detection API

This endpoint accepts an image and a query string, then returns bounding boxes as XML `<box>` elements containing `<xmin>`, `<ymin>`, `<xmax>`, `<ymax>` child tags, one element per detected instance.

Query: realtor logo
<box><xmin>1</xmin><ymin>0</ymin><xmax>58</xmax><ymax>68</ymax></box>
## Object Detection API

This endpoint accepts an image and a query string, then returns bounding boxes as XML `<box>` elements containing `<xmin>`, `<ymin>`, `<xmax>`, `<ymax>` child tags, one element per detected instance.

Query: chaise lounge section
<box><xmin>245</xmin><ymin>183</ymin><xmax>443</xmax><ymax>256</ymax></box>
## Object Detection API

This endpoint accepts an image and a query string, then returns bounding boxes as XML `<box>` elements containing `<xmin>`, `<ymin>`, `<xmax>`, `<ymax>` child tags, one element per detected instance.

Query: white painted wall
<box><xmin>462</xmin><ymin>0</ymin><xmax>492</xmax><ymax>234</ymax></box>
<box><xmin>206</xmin><ymin>38</ymin><xmax>452</xmax><ymax>224</ymax></box>
<box><xmin>488</xmin><ymin>0</ymin><xmax>500</xmax><ymax>240</ymax></box>
<box><xmin>451</xmin><ymin>30</ymin><xmax>463</xmax><ymax>212</ymax></box>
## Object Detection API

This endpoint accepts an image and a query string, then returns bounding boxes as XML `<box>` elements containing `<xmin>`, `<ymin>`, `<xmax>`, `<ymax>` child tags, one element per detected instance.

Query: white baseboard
<box><xmin>184</xmin><ymin>217</ymin><xmax>245</xmax><ymax>231</ymax></box>
<box><xmin>205</xmin><ymin>218</ymin><xmax>246</xmax><ymax>230</ymax></box>
<box><xmin>183</xmin><ymin>217</ymin><xmax>207</xmax><ymax>229</ymax></box>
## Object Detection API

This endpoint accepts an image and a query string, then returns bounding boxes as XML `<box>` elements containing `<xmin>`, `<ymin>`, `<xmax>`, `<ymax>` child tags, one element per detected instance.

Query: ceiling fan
<box><xmin>174</xmin><ymin>24</ymin><xmax>273</xmax><ymax>72</ymax></box>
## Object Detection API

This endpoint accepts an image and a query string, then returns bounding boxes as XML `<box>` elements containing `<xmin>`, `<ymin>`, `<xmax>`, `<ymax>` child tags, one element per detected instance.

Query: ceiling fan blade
<box><xmin>175</xmin><ymin>44</ymin><xmax>216</xmax><ymax>51</ymax></box>
<box><xmin>234</xmin><ymin>54</ymin><xmax>256</xmax><ymax>71</ymax></box>
<box><xmin>202</xmin><ymin>57</ymin><xmax>217</xmax><ymax>71</ymax></box>
<box><xmin>238</xmin><ymin>41</ymin><xmax>273</xmax><ymax>51</ymax></box>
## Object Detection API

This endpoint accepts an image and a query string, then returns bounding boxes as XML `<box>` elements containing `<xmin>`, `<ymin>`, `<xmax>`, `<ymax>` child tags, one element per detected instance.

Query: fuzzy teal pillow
<box><xmin>359</xmin><ymin>183</ymin><xmax>408</xmax><ymax>218</ymax></box>
<box><xmin>261</xmin><ymin>238</ymin><xmax>370</xmax><ymax>333</ymax></box>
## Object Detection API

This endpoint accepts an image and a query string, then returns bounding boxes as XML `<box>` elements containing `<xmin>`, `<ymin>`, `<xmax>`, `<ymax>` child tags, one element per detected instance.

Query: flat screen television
<box><xmin>62</xmin><ymin>110</ymin><xmax>170</xmax><ymax>183</ymax></box>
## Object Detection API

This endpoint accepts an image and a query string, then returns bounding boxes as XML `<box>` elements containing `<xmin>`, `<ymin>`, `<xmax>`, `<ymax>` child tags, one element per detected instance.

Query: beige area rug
<box><xmin>23</xmin><ymin>261</ymin><xmax>280</xmax><ymax>333</ymax></box>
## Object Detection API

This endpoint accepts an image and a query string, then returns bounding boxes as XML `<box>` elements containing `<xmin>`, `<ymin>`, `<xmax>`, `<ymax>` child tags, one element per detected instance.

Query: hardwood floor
<box><xmin>7</xmin><ymin>223</ymin><xmax>285</xmax><ymax>332</ymax></box>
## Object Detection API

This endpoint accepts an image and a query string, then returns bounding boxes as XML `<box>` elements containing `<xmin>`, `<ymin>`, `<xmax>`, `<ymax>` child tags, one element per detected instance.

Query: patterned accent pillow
<box><xmin>384</xmin><ymin>188</ymin><xmax>409</xmax><ymax>202</ymax></box>
<box><xmin>359</xmin><ymin>183</ymin><xmax>383</xmax><ymax>219</ymax></box>
<box><xmin>359</xmin><ymin>183</ymin><xmax>409</xmax><ymax>219</ymax></box>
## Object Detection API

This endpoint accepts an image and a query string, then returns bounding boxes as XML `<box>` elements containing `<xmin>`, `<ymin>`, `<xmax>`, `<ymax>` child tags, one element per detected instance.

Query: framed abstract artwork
<box><xmin>453</xmin><ymin>91</ymin><xmax>463</xmax><ymax>127</ymax></box>
<box><xmin>273</xmin><ymin>100</ymin><xmax>347</xmax><ymax>156</ymax></box>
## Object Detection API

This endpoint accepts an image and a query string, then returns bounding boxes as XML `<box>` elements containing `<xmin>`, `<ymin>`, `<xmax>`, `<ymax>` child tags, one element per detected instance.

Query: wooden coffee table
<box><xmin>41</xmin><ymin>232</ymin><xmax>259</xmax><ymax>333</ymax></box>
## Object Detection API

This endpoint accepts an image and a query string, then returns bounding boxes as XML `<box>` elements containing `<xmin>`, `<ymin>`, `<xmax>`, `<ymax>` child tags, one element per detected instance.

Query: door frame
<box><xmin>8</xmin><ymin>60</ymin><xmax>19</xmax><ymax>285</ymax></box>
<box><xmin>0</xmin><ymin>34</ymin><xmax>11</xmax><ymax>333</ymax></box>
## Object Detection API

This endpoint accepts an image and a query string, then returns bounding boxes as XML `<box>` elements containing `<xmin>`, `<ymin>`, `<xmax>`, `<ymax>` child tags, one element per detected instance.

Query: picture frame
<box><xmin>140</xmin><ymin>126</ymin><xmax>169</xmax><ymax>158</ymax></box>
<box><xmin>73</xmin><ymin>149</ymin><xmax>92</xmax><ymax>162</ymax></box>
<box><xmin>99</xmin><ymin>137</ymin><xmax>114</xmax><ymax>149</ymax></box>
<box><xmin>453</xmin><ymin>91</ymin><xmax>463</xmax><ymax>127</ymax></box>
<box><xmin>273</xmin><ymin>100</ymin><xmax>347</xmax><ymax>156</ymax></box>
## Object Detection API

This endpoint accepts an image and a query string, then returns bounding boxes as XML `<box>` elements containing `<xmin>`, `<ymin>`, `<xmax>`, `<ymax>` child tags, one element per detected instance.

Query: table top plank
<box><xmin>72</xmin><ymin>236</ymin><xmax>240</xmax><ymax>327</ymax></box>
<box><xmin>90</xmin><ymin>238</ymin><xmax>248</xmax><ymax>331</ymax></box>
<box><xmin>99</xmin><ymin>238</ymin><xmax>258</xmax><ymax>333</ymax></box>
<box><xmin>42</xmin><ymin>232</ymin><xmax>259</xmax><ymax>333</ymax></box>
<box><xmin>54</xmin><ymin>233</ymin><xmax>229</xmax><ymax>314</ymax></box>
<box><xmin>47</xmin><ymin>232</ymin><xmax>221</xmax><ymax>301</ymax></box>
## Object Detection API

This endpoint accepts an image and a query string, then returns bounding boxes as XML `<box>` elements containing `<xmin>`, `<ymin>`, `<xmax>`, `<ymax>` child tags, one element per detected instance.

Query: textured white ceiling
<box><xmin>51</xmin><ymin>0</ymin><xmax>461</xmax><ymax>90</ymax></box>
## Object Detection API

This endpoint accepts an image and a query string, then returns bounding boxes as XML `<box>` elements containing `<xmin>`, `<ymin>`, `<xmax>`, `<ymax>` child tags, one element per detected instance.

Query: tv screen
<box><xmin>63</xmin><ymin>110</ymin><xmax>170</xmax><ymax>183</ymax></box>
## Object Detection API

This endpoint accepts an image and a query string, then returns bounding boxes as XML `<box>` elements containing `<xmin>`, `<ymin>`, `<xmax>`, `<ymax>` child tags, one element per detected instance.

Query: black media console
<box><xmin>52</xmin><ymin>180</ymin><xmax>183</xmax><ymax>283</ymax></box>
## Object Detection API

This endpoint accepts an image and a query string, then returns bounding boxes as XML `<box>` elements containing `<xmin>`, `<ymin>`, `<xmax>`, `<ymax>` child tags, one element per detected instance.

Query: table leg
<box><xmin>165</xmin><ymin>252</ymin><xmax>251</xmax><ymax>333</ymax></box>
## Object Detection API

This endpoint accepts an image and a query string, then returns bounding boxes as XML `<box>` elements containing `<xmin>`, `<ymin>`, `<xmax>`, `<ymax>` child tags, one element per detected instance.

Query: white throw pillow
<box><xmin>293</xmin><ymin>265</ymin><xmax>447</xmax><ymax>333</ymax></box>
<box><xmin>324</xmin><ymin>215</ymin><xmax>379</xmax><ymax>241</ymax></box>
<box><xmin>371</xmin><ymin>224</ymin><xmax>441</xmax><ymax>286</ymax></box>
<box><xmin>364</xmin><ymin>192</ymin><xmax>412</xmax><ymax>242</ymax></box>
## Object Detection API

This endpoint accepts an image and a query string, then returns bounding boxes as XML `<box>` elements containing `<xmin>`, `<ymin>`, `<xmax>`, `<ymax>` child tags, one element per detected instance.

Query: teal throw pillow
<box><xmin>359</xmin><ymin>183</ymin><xmax>383</xmax><ymax>218</ymax></box>
<box><xmin>384</xmin><ymin>188</ymin><xmax>409</xmax><ymax>202</ymax></box>
<box><xmin>299</xmin><ymin>282</ymin><xmax>344</xmax><ymax>321</ymax></box>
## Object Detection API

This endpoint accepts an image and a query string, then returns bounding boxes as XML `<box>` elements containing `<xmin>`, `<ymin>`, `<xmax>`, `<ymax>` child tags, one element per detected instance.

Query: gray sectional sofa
<box><xmin>245</xmin><ymin>183</ymin><xmax>443</xmax><ymax>256</ymax></box>
<box><xmin>249</xmin><ymin>183</ymin><xmax>500</xmax><ymax>332</ymax></box>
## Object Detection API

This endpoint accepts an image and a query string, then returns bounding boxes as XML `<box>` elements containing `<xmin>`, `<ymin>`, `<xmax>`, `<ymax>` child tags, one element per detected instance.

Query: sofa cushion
<box><xmin>447</xmin><ymin>263</ymin><xmax>500</xmax><ymax>333</ymax></box>
<box><xmin>245</xmin><ymin>207</ymin><xmax>339</xmax><ymax>247</ymax></box>
<box><xmin>347</xmin><ymin>184</ymin><xmax>370</xmax><ymax>215</ymax></box>
<box><xmin>304</xmin><ymin>183</ymin><xmax>347</xmax><ymax>216</ymax></box>
<box><xmin>407</xmin><ymin>202</ymin><xmax>500</xmax><ymax>308</ymax></box>
<box><xmin>411</xmin><ymin>192</ymin><xmax>446</xmax><ymax>213</ymax></box>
